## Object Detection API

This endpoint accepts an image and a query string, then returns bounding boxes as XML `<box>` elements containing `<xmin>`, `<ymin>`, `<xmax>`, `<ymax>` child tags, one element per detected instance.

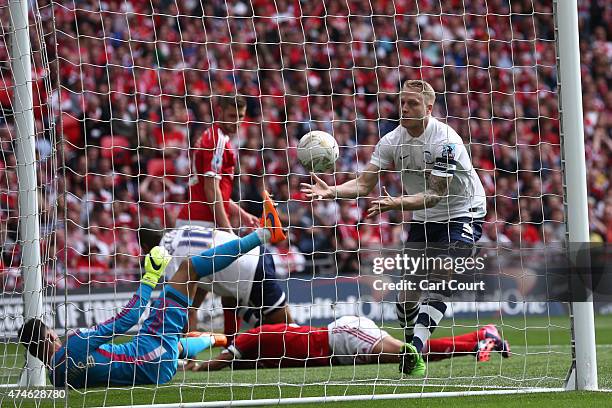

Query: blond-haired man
<box><xmin>301</xmin><ymin>80</ymin><xmax>487</xmax><ymax>375</ymax></box>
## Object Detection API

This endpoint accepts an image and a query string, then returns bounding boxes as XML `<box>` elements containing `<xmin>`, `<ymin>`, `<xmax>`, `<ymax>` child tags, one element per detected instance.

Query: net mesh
<box><xmin>0</xmin><ymin>0</ymin><xmax>608</xmax><ymax>405</ymax></box>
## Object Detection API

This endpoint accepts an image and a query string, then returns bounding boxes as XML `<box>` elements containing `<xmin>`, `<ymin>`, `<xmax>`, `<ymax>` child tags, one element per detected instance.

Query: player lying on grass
<box><xmin>190</xmin><ymin>315</ymin><xmax>510</xmax><ymax>371</ymax></box>
<box><xmin>17</xmin><ymin>193</ymin><xmax>287</xmax><ymax>388</ymax></box>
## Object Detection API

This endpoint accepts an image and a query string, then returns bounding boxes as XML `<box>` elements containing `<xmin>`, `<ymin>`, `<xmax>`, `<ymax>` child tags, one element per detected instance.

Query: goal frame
<box><xmin>9</xmin><ymin>0</ymin><xmax>46</xmax><ymax>388</ymax></box>
<box><xmin>8</xmin><ymin>0</ymin><xmax>598</xmax><ymax>402</ymax></box>
<box><xmin>555</xmin><ymin>0</ymin><xmax>598</xmax><ymax>391</ymax></box>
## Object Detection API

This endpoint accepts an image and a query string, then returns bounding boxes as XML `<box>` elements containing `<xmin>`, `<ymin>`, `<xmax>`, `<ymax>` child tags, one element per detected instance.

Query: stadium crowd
<box><xmin>0</xmin><ymin>0</ymin><xmax>610</xmax><ymax>289</ymax></box>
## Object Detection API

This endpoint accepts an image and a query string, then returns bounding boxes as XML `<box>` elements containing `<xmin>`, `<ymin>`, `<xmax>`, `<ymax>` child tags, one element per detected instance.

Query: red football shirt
<box><xmin>231</xmin><ymin>324</ymin><xmax>331</xmax><ymax>368</ymax></box>
<box><xmin>177</xmin><ymin>124</ymin><xmax>236</xmax><ymax>223</ymax></box>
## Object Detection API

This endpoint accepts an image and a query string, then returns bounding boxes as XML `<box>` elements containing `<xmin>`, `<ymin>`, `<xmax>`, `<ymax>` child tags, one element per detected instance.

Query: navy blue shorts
<box><xmin>241</xmin><ymin>248</ymin><xmax>287</xmax><ymax>326</ymax></box>
<box><xmin>403</xmin><ymin>216</ymin><xmax>484</xmax><ymax>270</ymax></box>
<box><xmin>406</xmin><ymin>217</ymin><xmax>483</xmax><ymax>245</ymax></box>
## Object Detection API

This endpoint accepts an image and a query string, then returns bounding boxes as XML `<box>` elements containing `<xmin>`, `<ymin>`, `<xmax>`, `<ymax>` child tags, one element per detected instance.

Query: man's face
<box><xmin>219</xmin><ymin>106</ymin><xmax>246</xmax><ymax>135</ymax></box>
<box><xmin>400</xmin><ymin>90</ymin><xmax>432</xmax><ymax>129</ymax></box>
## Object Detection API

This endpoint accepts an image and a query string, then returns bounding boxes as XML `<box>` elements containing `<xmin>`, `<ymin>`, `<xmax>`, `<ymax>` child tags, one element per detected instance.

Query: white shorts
<box><xmin>175</xmin><ymin>219</ymin><xmax>215</xmax><ymax>229</ymax></box>
<box><xmin>327</xmin><ymin>316</ymin><xmax>390</xmax><ymax>365</ymax></box>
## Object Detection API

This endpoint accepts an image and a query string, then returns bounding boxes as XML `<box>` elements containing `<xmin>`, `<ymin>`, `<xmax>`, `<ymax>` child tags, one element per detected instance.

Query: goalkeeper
<box><xmin>17</xmin><ymin>194</ymin><xmax>286</xmax><ymax>388</ymax></box>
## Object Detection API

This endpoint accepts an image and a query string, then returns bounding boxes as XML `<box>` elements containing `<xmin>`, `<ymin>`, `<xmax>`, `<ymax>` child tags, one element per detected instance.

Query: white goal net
<box><xmin>0</xmin><ymin>0</ymin><xmax>605</xmax><ymax>406</ymax></box>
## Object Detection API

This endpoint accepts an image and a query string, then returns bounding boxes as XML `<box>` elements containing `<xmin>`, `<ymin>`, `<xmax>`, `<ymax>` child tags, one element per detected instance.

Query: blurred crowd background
<box><xmin>0</xmin><ymin>0</ymin><xmax>610</xmax><ymax>289</ymax></box>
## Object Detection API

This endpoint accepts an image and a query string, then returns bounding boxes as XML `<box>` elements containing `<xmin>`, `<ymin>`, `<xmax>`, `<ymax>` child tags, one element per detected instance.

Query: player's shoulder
<box><xmin>429</xmin><ymin>117</ymin><xmax>463</xmax><ymax>143</ymax></box>
<box><xmin>380</xmin><ymin>124</ymin><xmax>405</xmax><ymax>143</ymax></box>
<box><xmin>198</xmin><ymin>124</ymin><xmax>224</xmax><ymax>146</ymax></box>
<box><xmin>428</xmin><ymin>119</ymin><xmax>466</xmax><ymax>156</ymax></box>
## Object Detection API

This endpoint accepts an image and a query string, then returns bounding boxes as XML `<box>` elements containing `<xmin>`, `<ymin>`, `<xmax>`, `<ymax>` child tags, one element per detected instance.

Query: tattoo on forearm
<box><xmin>422</xmin><ymin>175</ymin><xmax>450</xmax><ymax>207</ymax></box>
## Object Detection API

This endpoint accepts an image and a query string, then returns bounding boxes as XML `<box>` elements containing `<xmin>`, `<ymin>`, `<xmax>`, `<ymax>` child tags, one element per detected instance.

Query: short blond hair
<box><xmin>402</xmin><ymin>80</ymin><xmax>435</xmax><ymax>106</ymax></box>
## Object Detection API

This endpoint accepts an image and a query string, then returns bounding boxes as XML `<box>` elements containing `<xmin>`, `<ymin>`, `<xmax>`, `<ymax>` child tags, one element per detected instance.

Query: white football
<box><xmin>297</xmin><ymin>131</ymin><xmax>339</xmax><ymax>173</ymax></box>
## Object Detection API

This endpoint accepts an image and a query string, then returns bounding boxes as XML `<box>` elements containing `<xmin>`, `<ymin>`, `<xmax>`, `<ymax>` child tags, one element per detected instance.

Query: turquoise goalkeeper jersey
<box><xmin>49</xmin><ymin>284</ymin><xmax>188</xmax><ymax>388</ymax></box>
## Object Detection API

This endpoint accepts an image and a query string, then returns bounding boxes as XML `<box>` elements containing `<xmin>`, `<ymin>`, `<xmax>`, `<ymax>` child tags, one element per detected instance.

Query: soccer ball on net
<box><xmin>297</xmin><ymin>131</ymin><xmax>339</xmax><ymax>173</ymax></box>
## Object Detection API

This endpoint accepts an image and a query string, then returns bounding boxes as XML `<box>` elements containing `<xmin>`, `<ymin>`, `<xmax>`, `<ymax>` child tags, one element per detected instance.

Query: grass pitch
<box><xmin>1</xmin><ymin>314</ymin><xmax>610</xmax><ymax>407</ymax></box>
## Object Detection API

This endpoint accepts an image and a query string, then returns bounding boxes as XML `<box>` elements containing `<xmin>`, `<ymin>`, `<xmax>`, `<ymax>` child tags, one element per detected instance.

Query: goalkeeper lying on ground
<box><xmin>191</xmin><ymin>316</ymin><xmax>510</xmax><ymax>372</ymax></box>
<box><xmin>17</xmin><ymin>192</ymin><xmax>287</xmax><ymax>388</ymax></box>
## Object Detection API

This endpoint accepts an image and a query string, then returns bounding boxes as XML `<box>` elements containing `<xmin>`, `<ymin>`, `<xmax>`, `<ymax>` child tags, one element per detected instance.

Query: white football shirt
<box><xmin>370</xmin><ymin>117</ymin><xmax>486</xmax><ymax>222</ymax></box>
<box><xmin>161</xmin><ymin>226</ymin><xmax>259</xmax><ymax>306</ymax></box>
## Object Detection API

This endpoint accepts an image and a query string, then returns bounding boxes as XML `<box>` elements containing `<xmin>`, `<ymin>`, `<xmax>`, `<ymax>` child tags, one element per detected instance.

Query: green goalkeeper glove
<box><xmin>141</xmin><ymin>246</ymin><xmax>171</xmax><ymax>288</ymax></box>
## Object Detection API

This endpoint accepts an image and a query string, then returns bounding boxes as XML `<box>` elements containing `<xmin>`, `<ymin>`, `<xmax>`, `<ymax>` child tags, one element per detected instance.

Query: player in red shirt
<box><xmin>176</xmin><ymin>96</ymin><xmax>292</xmax><ymax>339</ymax></box>
<box><xmin>177</xmin><ymin>95</ymin><xmax>258</xmax><ymax>230</ymax></box>
<box><xmin>191</xmin><ymin>316</ymin><xmax>511</xmax><ymax>371</ymax></box>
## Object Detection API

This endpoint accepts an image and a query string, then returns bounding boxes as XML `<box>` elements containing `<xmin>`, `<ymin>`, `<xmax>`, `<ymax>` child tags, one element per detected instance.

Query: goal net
<box><xmin>0</xmin><ymin>0</ymin><xmax>603</xmax><ymax>406</ymax></box>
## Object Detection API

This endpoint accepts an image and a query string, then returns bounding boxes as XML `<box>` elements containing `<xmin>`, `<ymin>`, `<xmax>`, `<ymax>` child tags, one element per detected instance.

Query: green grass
<box><xmin>1</xmin><ymin>314</ymin><xmax>611</xmax><ymax>407</ymax></box>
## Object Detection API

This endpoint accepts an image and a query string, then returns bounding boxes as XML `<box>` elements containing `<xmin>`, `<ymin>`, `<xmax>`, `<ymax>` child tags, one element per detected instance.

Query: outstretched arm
<box><xmin>66</xmin><ymin>248</ymin><xmax>170</xmax><ymax>354</ymax></box>
<box><xmin>68</xmin><ymin>284</ymin><xmax>153</xmax><ymax>350</ymax></box>
<box><xmin>367</xmin><ymin>173</ymin><xmax>450</xmax><ymax>217</ymax></box>
<box><xmin>301</xmin><ymin>163</ymin><xmax>380</xmax><ymax>199</ymax></box>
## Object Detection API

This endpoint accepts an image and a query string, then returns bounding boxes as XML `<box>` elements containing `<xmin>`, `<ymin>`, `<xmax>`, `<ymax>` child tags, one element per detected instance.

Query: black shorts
<box><xmin>241</xmin><ymin>248</ymin><xmax>287</xmax><ymax>326</ymax></box>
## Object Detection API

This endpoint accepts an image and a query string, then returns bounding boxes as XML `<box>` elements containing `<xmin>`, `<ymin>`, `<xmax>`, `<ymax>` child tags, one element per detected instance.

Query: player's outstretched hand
<box><xmin>141</xmin><ymin>246</ymin><xmax>172</xmax><ymax>288</ymax></box>
<box><xmin>366</xmin><ymin>187</ymin><xmax>399</xmax><ymax>218</ymax></box>
<box><xmin>300</xmin><ymin>173</ymin><xmax>333</xmax><ymax>199</ymax></box>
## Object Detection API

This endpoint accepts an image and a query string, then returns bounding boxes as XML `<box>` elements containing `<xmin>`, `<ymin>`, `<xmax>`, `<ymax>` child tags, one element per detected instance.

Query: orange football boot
<box><xmin>260</xmin><ymin>190</ymin><xmax>287</xmax><ymax>244</ymax></box>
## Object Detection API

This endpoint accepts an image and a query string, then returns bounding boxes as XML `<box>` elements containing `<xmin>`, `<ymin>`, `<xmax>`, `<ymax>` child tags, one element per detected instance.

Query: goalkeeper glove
<box><xmin>141</xmin><ymin>246</ymin><xmax>171</xmax><ymax>288</ymax></box>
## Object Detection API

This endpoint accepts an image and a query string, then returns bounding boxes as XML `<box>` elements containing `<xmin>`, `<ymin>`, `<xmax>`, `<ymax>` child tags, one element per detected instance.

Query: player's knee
<box><xmin>396</xmin><ymin>291</ymin><xmax>420</xmax><ymax>313</ymax></box>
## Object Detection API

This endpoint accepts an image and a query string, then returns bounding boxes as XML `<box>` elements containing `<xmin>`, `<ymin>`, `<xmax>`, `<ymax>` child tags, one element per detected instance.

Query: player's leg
<box><xmin>396</xmin><ymin>223</ymin><xmax>426</xmax><ymax>344</ymax></box>
<box><xmin>178</xmin><ymin>332</ymin><xmax>228</xmax><ymax>360</ymax></box>
<box><xmin>396</xmin><ymin>291</ymin><xmax>420</xmax><ymax>344</ymax></box>
<box><xmin>424</xmin><ymin>332</ymin><xmax>495</xmax><ymax>362</ymax></box>
<box><xmin>370</xmin><ymin>330</ymin><xmax>501</xmax><ymax>365</ymax></box>
<box><xmin>170</xmin><ymin>190</ymin><xmax>286</xmax><ymax>299</ymax></box>
<box><xmin>371</xmin><ymin>335</ymin><xmax>490</xmax><ymax>364</ymax></box>
<box><xmin>248</xmin><ymin>249</ymin><xmax>294</xmax><ymax>327</ymax></box>
<box><xmin>139</xmin><ymin>192</ymin><xmax>287</xmax><ymax>383</ymax></box>
<box><xmin>397</xmin><ymin>223</ymin><xmax>429</xmax><ymax>375</ymax></box>
<box><xmin>415</xmin><ymin>218</ymin><xmax>484</xmax><ymax>350</ymax></box>
<box><xmin>221</xmin><ymin>296</ymin><xmax>242</xmax><ymax>343</ymax></box>
<box><xmin>136</xmin><ymin>234</ymin><xmax>264</xmax><ymax>385</ymax></box>
<box><xmin>403</xmin><ymin>217</ymin><xmax>484</xmax><ymax>375</ymax></box>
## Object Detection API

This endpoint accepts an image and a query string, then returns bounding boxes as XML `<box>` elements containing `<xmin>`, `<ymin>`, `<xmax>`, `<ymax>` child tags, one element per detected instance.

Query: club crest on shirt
<box><xmin>423</xmin><ymin>150</ymin><xmax>434</xmax><ymax>164</ymax></box>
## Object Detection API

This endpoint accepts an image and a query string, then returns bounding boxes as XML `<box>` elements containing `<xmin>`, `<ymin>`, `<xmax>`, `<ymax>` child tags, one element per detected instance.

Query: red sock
<box><xmin>448</xmin><ymin>330</ymin><xmax>482</xmax><ymax>343</ymax></box>
<box><xmin>425</xmin><ymin>337</ymin><xmax>478</xmax><ymax>361</ymax></box>
<box><xmin>223</xmin><ymin>308</ymin><xmax>242</xmax><ymax>343</ymax></box>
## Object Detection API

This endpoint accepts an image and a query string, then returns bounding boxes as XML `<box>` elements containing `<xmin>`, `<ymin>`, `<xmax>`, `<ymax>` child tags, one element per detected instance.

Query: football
<box><xmin>297</xmin><ymin>131</ymin><xmax>339</xmax><ymax>173</ymax></box>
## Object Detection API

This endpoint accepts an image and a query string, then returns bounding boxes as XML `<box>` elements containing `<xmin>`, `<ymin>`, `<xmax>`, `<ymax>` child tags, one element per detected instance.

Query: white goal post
<box><xmin>3</xmin><ymin>0</ymin><xmax>601</xmax><ymax>405</ymax></box>
<box><xmin>9</xmin><ymin>0</ymin><xmax>45</xmax><ymax>388</ymax></box>
<box><xmin>555</xmin><ymin>0</ymin><xmax>597</xmax><ymax>391</ymax></box>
